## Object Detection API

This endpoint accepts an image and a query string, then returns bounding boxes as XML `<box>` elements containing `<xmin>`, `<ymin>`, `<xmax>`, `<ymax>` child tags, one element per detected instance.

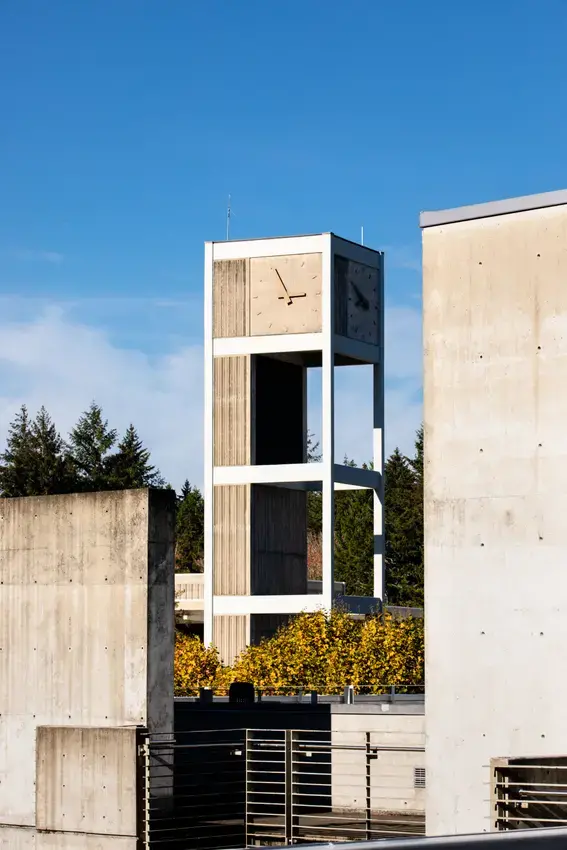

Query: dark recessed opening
<box><xmin>254</xmin><ymin>355</ymin><xmax>304</xmax><ymax>465</ymax></box>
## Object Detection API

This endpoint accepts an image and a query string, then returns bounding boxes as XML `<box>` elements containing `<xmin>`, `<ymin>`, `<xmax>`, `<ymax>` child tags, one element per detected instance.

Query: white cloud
<box><xmin>7</xmin><ymin>249</ymin><xmax>65</xmax><ymax>264</ymax></box>
<box><xmin>0</xmin><ymin>306</ymin><xmax>203</xmax><ymax>490</ymax></box>
<box><xmin>0</xmin><ymin>302</ymin><xmax>422</xmax><ymax>491</ymax></box>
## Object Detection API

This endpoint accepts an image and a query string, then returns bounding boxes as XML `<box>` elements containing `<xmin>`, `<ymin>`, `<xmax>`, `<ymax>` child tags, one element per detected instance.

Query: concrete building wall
<box><xmin>0</xmin><ymin>489</ymin><xmax>175</xmax><ymax>831</ymax></box>
<box><xmin>331</xmin><ymin>708</ymin><xmax>425</xmax><ymax>814</ymax></box>
<box><xmin>35</xmin><ymin>726</ymin><xmax>138</xmax><ymax>836</ymax></box>
<box><xmin>0</xmin><ymin>827</ymin><xmax>136</xmax><ymax>849</ymax></box>
<box><xmin>422</xmin><ymin>196</ymin><xmax>567</xmax><ymax>835</ymax></box>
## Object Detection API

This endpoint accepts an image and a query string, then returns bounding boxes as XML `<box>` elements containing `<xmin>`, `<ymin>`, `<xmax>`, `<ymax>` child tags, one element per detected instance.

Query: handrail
<box><xmin>264</xmin><ymin>826</ymin><xmax>567</xmax><ymax>849</ymax></box>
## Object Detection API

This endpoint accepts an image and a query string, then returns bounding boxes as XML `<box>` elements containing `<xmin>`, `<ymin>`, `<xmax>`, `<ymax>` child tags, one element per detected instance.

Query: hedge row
<box><xmin>174</xmin><ymin>609</ymin><xmax>424</xmax><ymax>696</ymax></box>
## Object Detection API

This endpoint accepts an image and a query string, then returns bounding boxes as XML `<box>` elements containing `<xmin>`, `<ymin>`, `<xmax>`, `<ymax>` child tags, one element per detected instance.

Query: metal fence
<box><xmin>245</xmin><ymin>729</ymin><xmax>425</xmax><ymax>845</ymax></box>
<box><xmin>140</xmin><ymin>728</ymin><xmax>425</xmax><ymax>848</ymax></box>
<box><xmin>493</xmin><ymin>757</ymin><xmax>567</xmax><ymax>831</ymax></box>
<box><xmin>269</xmin><ymin>828</ymin><xmax>567</xmax><ymax>849</ymax></box>
<box><xmin>141</xmin><ymin>728</ymin><xmax>247</xmax><ymax>849</ymax></box>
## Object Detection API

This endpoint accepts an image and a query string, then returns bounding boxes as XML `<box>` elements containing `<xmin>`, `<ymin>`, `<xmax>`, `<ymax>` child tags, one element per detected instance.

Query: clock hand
<box><xmin>274</xmin><ymin>268</ymin><xmax>292</xmax><ymax>305</ymax></box>
<box><xmin>352</xmin><ymin>282</ymin><xmax>369</xmax><ymax>311</ymax></box>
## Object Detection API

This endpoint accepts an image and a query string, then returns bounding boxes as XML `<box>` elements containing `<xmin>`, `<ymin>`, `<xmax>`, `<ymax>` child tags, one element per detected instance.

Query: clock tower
<box><xmin>204</xmin><ymin>233</ymin><xmax>385</xmax><ymax>664</ymax></box>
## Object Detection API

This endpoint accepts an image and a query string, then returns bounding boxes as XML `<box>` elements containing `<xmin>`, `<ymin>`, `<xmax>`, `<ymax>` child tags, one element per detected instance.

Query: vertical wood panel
<box><xmin>214</xmin><ymin>485</ymin><xmax>250</xmax><ymax>595</ymax></box>
<box><xmin>251</xmin><ymin>485</ymin><xmax>307</xmax><ymax>595</ymax></box>
<box><xmin>213</xmin><ymin>615</ymin><xmax>249</xmax><ymax>666</ymax></box>
<box><xmin>213</xmin><ymin>259</ymin><xmax>249</xmax><ymax>338</ymax></box>
<box><xmin>214</xmin><ymin>356</ymin><xmax>251</xmax><ymax>466</ymax></box>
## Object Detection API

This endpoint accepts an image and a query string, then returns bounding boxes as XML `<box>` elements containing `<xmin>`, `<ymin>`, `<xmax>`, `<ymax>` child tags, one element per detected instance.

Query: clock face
<box><xmin>249</xmin><ymin>253</ymin><xmax>322</xmax><ymax>336</ymax></box>
<box><xmin>335</xmin><ymin>256</ymin><xmax>380</xmax><ymax>345</ymax></box>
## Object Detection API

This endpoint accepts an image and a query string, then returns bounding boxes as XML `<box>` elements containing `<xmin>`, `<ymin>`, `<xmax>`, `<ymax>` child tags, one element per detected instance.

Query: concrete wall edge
<box><xmin>420</xmin><ymin>187</ymin><xmax>567</xmax><ymax>228</ymax></box>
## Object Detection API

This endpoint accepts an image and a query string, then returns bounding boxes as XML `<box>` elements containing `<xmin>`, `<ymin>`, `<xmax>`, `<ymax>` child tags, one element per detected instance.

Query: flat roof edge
<box><xmin>420</xmin><ymin>188</ymin><xmax>567</xmax><ymax>229</ymax></box>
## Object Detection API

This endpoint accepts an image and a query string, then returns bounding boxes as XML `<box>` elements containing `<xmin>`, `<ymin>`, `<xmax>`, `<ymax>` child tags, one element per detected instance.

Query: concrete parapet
<box><xmin>0</xmin><ymin>488</ymin><xmax>175</xmax><ymax>842</ymax></box>
<box><xmin>35</xmin><ymin>726</ymin><xmax>139</xmax><ymax>836</ymax></box>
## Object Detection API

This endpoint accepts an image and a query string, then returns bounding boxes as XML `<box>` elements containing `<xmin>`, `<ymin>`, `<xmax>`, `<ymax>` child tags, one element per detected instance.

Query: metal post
<box><xmin>372</xmin><ymin>250</ymin><xmax>385</xmax><ymax>601</ymax></box>
<box><xmin>366</xmin><ymin>731</ymin><xmax>372</xmax><ymax>841</ymax></box>
<box><xmin>245</xmin><ymin>729</ymin><xmax>250</xmax><ymax>846</ymax></box>
<box><xmin>136</xmin><ymin>734</ymin><xmax>150</xmax><ymax>849</ymax></box>
<box><xmin>285</xmin><ymin>729</ymin><xmax>293</xmax><ymax>844</ymax></box>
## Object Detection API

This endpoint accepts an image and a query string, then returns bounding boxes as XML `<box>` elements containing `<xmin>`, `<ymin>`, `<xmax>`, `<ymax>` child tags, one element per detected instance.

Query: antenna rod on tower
<box><xmin>361</xmin><ymin>226</ymin><xmax>364</xmax><ymax>246</ymax></box>
<box><xmin>226</xmin><ymin>195</ymin><xmax>231</xmax><ymax>241</ymax></box>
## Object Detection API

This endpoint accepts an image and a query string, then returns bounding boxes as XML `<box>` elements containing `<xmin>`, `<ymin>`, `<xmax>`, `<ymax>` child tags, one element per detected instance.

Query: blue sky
<box><xmin>1</xmin><ymin>0</ymin><xmax>566</xmax><ymax>488</ymax></box>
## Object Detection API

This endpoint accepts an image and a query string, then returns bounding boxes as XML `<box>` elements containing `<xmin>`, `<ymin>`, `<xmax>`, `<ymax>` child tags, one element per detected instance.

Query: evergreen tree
<box><xmin>0</xmin><ymin>405</ymin><xmax>75</xmax><ymax>497</ymax></box>
<box><xmin>384</xmin><ymin>445</ymin><xmax>423</xmax><ymax>606</ymax></box>
<box><xmin>307</xmin><ymin>431</ymin><xmax>323</xmax><ymax>537</ymax></box>
<box><xmin>106</xmin><ymin>424</ymin><xmax>163</xmax><ymax>489</ymax></box>
<box><xmin>28</xmin><ymin>407</ymin><xmax>76</xmax><ymax>495</ymax></box>
<box><xmin>0</xmin><ymin>405</ymin><xmax>34</xmax><ymax>496</ymax></box>
<box><xmin>67</xmin><ymin>402</ymin><xmax>117</xmax><ymax>491</ymax></box>
<box><xmin>179</xmin><ymin>479</ymin><xmax>192</xmax><ymax>501</ymax></box>
<box><xmin>176</xmin><ymin>480</ymin><xmax>204</xmax><ymax>572</ymax></box>
<box><xmin>307</xmin><ymin>431</ymin><xmax>321</xmax><ymax>462</ymax></box>
<box><xmin>409</xmin><ymin>424</ymin><xmax>423</xmax><ymax>483</ymax></box>
<box><xmin>335</xmin><ymin>482</ymin><xmax>374</xmax><ymax>596</ymax></box>
<box><xmin>407</xmin><ymin>424</ymin><xmax>424</xmax><ymax>596</ymax></box>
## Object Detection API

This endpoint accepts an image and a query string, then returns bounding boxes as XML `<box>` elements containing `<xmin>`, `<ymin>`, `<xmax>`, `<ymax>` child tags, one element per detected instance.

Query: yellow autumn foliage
<box><xmin>174</xmin><ymin>633</ymin><xmax>225</xmax><ymax>695</ymax></box>
<box><xmin>174</xmin><ymin>610</ymin><xmax>424</xmax><ymax>697</ymax></box>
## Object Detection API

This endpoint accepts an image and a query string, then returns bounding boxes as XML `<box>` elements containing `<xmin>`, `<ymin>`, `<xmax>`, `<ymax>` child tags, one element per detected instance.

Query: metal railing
<box><xmin>493</xmin><ymin>757</ymin><xmax>567</xmax><ymax>831</ymax></box>
<box><xmin>175</xmin><ymin>684</ymin><xmax>425</xmax><ymax>699</ymax></box>
<box><xmin>141</xmin><ymin>727</ymin><xmax>425</xmax><ymax>848</ymax></box>
<box><xmin>245</xmin><ymin>729</ymin><xmax>425</xmax><ymax>845</ymax></box>
<box><xmin>141</xmin><ymin>728</ymin><xmax>248</xmax><ymax>849</ymax></box>
<box><xmin>269</xmin><ymin>827</ymin><xmax>567</xmax><ymax>849</ymax></box>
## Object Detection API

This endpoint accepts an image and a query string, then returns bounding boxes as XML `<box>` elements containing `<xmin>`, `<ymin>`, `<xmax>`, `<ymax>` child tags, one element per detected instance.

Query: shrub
<box><xmin>173</xmin><ymin>610</ymin><xmax>424</xmax><ymax>697</ymax></box>
<box><xmin>352</xmin><ymin>613</ymin><xmax>424</xmax><ymax>693</ymax></box>
<box><xmin>174</xmin><ymin>632</ymin><xmax>225</xmax><ymax>696</ymax></box>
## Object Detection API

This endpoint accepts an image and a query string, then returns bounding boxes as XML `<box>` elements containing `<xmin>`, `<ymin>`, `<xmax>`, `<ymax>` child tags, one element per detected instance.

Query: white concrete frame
<box><xmin>203</xmin><ymin>233</ymin><xmax>385</xmax><ymax>646</ymax></box>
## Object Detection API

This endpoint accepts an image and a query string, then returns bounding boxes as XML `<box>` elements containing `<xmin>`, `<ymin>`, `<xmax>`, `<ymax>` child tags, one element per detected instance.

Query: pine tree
<box><xmin>409</xmin><ymin>424</ymin><xmax>423</xmax><ymax>483</ymax></box>
<box><xmin>306</xmin><ymin>430</ymin><xmax>323</xmax><ymax>542</ymax></box>
<box><xmin>179</xmin><ymin>479</ymin><xmax>192</xmax><ymax>501</ymax></box>
<box><xmin>105</xmin><ymin>424</ymin><xmax>163</xmax><ymax>489</ymax></box>
<box><xmin>67</xmin><ymin>402</ymin><xmax>117</xmax><ymax>491</ymax></box>
<box><xmin>307</xmin><ymin>431</ymin><xmax>321</xmax><ymax>462</ymax></box>
<box><xmin>333</xmin><ymin>457</ymin><xmax>372</xmax><ymax>595</ymax></box>
<box><xmin>384</xmin><ymin>445</ymin><xmax>423</xmax><ymax>607</ymax></box>
<box><xmin>176</xmin><ymin>480</ymin><xmax>204</xmax><ymax>572</ymax></box>
<box><xmin>0</xmin><ymin>406</ymin><xmax>76</xmax><ymax>497</ymax></box>
<box><xmin>335</xmin><ymin>485</ymin><xmax>374</xmax><ymax>596</ymax></box>
<box><xmin>28</xmin><ymin>407</ymin><xmax>76</xmax><ymax>495</ymax></box>
<box><xmin>407</xmin><ymin>424</ymin><xmax>424</xmax><ymax>597</ymax></box>
<box><xmin>0</xmin><ymin>405</ymin><xmax>34</xmax><ymax>496</ymax></box>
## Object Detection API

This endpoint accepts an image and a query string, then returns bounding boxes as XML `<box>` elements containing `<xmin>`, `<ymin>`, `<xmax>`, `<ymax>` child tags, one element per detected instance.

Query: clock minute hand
<box><xmin>274</xmin><ymin>268</ymin><xmax>293</xmax><ymax>305</ymax></box>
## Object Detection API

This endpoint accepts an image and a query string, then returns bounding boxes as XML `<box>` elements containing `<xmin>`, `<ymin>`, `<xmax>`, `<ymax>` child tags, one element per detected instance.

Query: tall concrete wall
<box><xmin>0</xmin><ymin>489</ymin><xmax>175</xmax><ymax>842</ymax></box>
<box><xmin>422</xmin><ymin>195</ymin><xmax>567</xmax><ymax>835</ymax></box>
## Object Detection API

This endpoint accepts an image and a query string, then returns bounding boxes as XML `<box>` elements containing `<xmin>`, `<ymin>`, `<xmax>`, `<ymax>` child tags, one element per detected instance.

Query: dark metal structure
<box><xmin>140</xmin><ymin>728</ymin><xmax>425</xmax><ymax>848</ymax></box>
